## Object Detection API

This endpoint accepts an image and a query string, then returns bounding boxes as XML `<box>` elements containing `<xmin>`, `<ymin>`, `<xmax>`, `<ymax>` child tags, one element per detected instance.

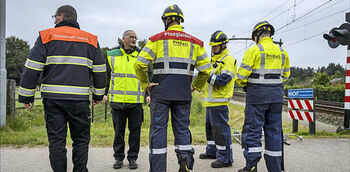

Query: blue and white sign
<box><xmin>288</xmin><ymin>88</ymin><xmax>313</xmax><ymax>99</ymax></box>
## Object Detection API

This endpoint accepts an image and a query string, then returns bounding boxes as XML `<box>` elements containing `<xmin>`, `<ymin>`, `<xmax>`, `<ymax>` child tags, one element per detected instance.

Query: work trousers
<box><xmin>43</xmin><ymin>98</ymin><xmax>91</xmax><ymax>172</ymax></box>
<box><xmin>149</xmin><ymin>99</ymin><xmax>194</xmax><ymax>172</ymax></box>
<box><xmin>205</xmin><ymin>105</ymin><xmax>233</xmax><ymax>163</ymax></box>
<box><xmin>241</xmin><ymin>103</ymin><xmax>283</xmax><ymax>172</ymax></box>
<box><xmin>111</xmin><ymin>104</ymin><xmax>143</xmax><ymax>161</ymax></box>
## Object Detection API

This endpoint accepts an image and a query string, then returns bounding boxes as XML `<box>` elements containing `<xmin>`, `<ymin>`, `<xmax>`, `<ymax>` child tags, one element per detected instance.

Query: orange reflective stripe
<box><xmin>40</xmin><ymin>26</ymin><xmax>97</xmax><ymax>48</ymax></box>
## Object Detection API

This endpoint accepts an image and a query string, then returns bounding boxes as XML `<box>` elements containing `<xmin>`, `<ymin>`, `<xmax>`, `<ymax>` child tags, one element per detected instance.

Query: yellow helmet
<box><xmin>161</xmin><ymin>4</ymin><xmax>184</xmax><ymax>23</ymax></box>
<box><xmin>251</xmin><ymin>21</ymin><xmax>275</xmax><ymax>40</ymax></box>
<box><xmin>209</xmin><ymin>30</ymin><xmax>229</xmax><ymax>46</ymax></box>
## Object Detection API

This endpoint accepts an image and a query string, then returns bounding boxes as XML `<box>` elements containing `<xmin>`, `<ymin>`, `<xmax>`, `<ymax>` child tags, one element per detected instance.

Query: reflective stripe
<box><xmin>197</xmin><ymin>52</ymin><xmax>209</xmax><ymax>61</ymax></box>
<box><xmin>189</xmin><ymin>43</ymin><xmax>194</xmax><ymax>60</ymax></box>
<box><xmin>110</xmin><ymin>56</ymin><xmax>116</xmax><ymax>101</ymax></box>
<box><xmin>19</xmin><ymin>87</ymin><xmax>35</xmax><ymax>97</ymax></box>
<box><xmin>175</xmin><ymin>145</ymin><xmax>192</xmax><ymax>151</ymax></box>
<box><xmin>197</xmin><ymin>63</ymin><xmax>211</xmax><ymax>71</ymax></box>
<box><xmin>248</xmin><ymin>78</ymin><xmax>283</xmax><ymax>84</ymax></box>
<box><xmin>109</xmin><ymin>90</ymin><xmax>125</xmax><ymax>94</ymax></box>
<box><xmin>126</xmin><ymin>91</ymin><xmax>144</xmax><ymax>96</ymax></box>
<box><xmin>283</xmin><ymin>68</ymin><xmax>290</xmax><ymax>73</ymax></box>
<box><xmin>153</xmin><ymin>69</ymin><xmax>194</xmax><ymax>76</ymax></box>
<box><xmin>202</xmin><ymin>97</ymin><xmax>231</xmax><ymax>102</ymax></box>
<box><xmin>93</xmin><ymin>64</ymin><xmax>106</xmax><ymax>72</ymax></box>
<box><xmin>25</xmin><ymin>59</ymin><xmax>45</xmax><ymax>71</ymax></box>
<box><xmin>137</xmin><ymin>56</ymin><xmax>151</xmax><ymax>65</ymax></box>
<box><xmin>237</xmin><ymin>73</ymin><xmax>248</xmax><ymax>80</ymax></box>
<box><xmin>154</xmin><ymin>57</ymin><xmax>195</xmax><ymax>65</ymax></box>
<box><xmin>40</xmin><ymin>84</ymin><xmax>89</xmax><ymax>95</ymax></box>
<box><xmin>152</xmin><ymin>148</ymin><xmax>167</xmax><ymax>154</ymax></box>
<box><xmin>142</xmin><ymin>46</ymin><xmax>156</xmax><ymax>59</ymax></box>
<box><xmin>240</xmin><ymin>62</ymin><xmax>252</xmax><ymax>71</ymax></box>
<box><xmin>279</xmin><ymin>47</ymin><xmax>284</xmax><ymax>52</ymax></box>
<box><xmin>46</xmin><ymin>56</ymin><xmax>93</xmax><ymax>68</ymax></box>
<box><xmin>137</xmin><ymin>80</ymin><xmax>141</xmax><ymax>103</ymax></box>
<box><xmin>221</xmin><ymin>70</ymin><xmax>234</xmax><ymax>78</ymax></box>
<box><xmin>248</xmin><ymin>147</ymin><xmax>263</xmax><ymax>153</ymax></box>
<box><xmin>207</xmin><ymin>141</ymin><xmax>215</xmax><ymax>145</ymax></box>
<box><xmin>264</xmin><ymin>149</ymin><xmax>282</xmax><ymax>156</ymax></box>
<box><xmin>163</xmin><ymin>40</ymin><xmax>169</xmax><ymax>57</ymax></box>
<box><xmin>283</xmin><ymin>76</ymin><xmax>289</xmax><ymax>80</ymax></box>
<box><xmin>257</xmin><ymin>44</ymin><xmax>264</xmax><ymax>51</ymax></box>
<box><xmin>127</xmin><ymin>74</ymin><xmax>137</xmax><ymax>78</ymax></box>
<box><xmin>112</xmin><ymin>73</ymin><xmax>126</xmax><ymax>77</ymax></box>
<box><xmin>93</xmin><ymin>88</ymin><xmax>105</xmax><ymax>95</ymax></box>
<box><xmin>210</xmin><ymin>74</ymin><xmax>216</xmax><ymax>85</ymax></box>
<box><xmin>252</xmin><ymin>69</ymin><xmax>283</xmax><ymax>74</ymax></box>
<box><xmin>208</xmin><ymin>69</ymin><xmax>215</xmax><ymax>98</ymax></box>
<box><xmin>216</xmin><ymin>145</ymin><xmax>226</xmax><ymax>150</ymax></box>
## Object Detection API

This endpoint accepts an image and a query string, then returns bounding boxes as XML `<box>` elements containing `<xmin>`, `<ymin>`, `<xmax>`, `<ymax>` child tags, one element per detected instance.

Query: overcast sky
<box><xmin>5</xmin><ymin>0</ymin><xmax>350</xmax><ymax>68</ymax></box>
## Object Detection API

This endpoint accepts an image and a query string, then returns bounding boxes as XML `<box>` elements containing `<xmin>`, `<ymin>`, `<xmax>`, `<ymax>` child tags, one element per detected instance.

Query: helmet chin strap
<box><xmin>212</xmin><ymin>44</ymin><xmax>226</xmax><ymax>56</ymax></box>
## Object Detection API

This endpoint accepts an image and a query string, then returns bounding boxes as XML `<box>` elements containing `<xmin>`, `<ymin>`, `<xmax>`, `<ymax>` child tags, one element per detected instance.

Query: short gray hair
<box><xmin>123</xmin><ymin>30</ymin><xmax>135</xmax><ymax>38</ymax></box>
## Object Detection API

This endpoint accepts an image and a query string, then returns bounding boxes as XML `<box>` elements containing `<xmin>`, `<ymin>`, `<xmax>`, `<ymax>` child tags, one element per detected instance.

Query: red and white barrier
<box><xmin>288</xmin><ymin>109</ymin><xmax>314</xmax><ymax>122</ymax></box>
<box><xmin>288</xmin><ymin>99</ymin><xmax>314</xmax><ymax>111</ymax></box>
<box><xmin>345</xmin><ymin>54</ymin><xmax>350</xmax><ymax>110</ymax></box>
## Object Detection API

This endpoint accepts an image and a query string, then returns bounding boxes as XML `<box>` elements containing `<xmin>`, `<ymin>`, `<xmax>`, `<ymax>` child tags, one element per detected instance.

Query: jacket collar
<box><xmin>55</xmin><ymin>20</ymin><xmax>80</xmax><ymax>29</ymax></box>
<box><xmin>166</xmin><ymin>24</ymin><xmax>184</xmax><ymax>32</ymax></box>
<box><xmin>211</xmin><ymin>48</ymin><xmax>229</xmax><ymax>62</ymax></box>
<box><xmin>119</xmin><ymin>45</ymin><xmax>140</xmax><ymax>57</ymax></box>
<box><xmin>258</xmin><ymin>37</ymin><xmax>273</xmax><ymax>44</ymax></box>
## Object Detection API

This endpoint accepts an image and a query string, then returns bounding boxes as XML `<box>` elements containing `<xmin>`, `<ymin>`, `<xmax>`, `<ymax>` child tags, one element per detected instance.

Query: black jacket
<box><xmin>19</xmin><ymin>20</ymin><xmax>106</xmax><ymax>103</ymax></box>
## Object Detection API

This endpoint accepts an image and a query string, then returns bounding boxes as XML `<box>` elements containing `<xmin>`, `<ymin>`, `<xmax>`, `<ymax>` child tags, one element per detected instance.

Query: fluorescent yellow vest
<box><xmin>202</xmin><ymin>49</ymin><xmax>237</xmax><ymax>107</ymax></box>
<box><xmin>107</xmin><ymin>48</ymin><xmax>144</xmax><ymax>103</ymax></box>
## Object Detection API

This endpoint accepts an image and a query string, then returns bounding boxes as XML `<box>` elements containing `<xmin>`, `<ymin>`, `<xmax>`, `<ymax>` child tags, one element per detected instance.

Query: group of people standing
<box><xmin>18</xmin><ymin>4</ymin><xmax>290</xmax><ymax>172</ymax></box>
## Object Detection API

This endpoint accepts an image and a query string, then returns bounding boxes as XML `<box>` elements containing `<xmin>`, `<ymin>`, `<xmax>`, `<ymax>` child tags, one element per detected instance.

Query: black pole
<box><xmin>292</xmin><ymin>119</ymin><xmax>298</xmax><ymax>133</ymax></box>
<box><xmin>309</xmin><ymin>94</ymin><xmax>316</xmax><ymax>134</ymax></box>
<box><xmin>91</xmin><ymin>99</ymin><xmax>94</xmax><ymax>123</ymax></box>
<box><xmin>105</xmin><ymin>100</ymin><xmax>107</xmax><ymax>122</ymax></box>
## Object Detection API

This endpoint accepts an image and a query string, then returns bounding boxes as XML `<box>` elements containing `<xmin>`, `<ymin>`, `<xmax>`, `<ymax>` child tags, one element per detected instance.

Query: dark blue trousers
<box><xmin>149</xmin><ymin>99</ymin><xmax>194</xmax><ymax>172</ymax></box>
<box><xmin>242</xmin><ymin>103</ymin><xmax>283</xmax><ymax>172</ymax></box>
<box><xmin>205</xmin><ymin>105</ymin><xmax>233</xmax><ymax>163</ymax></box>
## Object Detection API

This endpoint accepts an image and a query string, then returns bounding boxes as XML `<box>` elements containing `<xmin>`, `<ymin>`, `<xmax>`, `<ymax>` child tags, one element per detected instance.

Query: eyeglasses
<box><xmin>126</xmin><ymin>36</ymin><xmax>138</xmax><ymax>40</ymax></box>
<box><xmin>51</xmin><ymin>14</ymin><xmax>57</xmax><ymax>19</ymax></box>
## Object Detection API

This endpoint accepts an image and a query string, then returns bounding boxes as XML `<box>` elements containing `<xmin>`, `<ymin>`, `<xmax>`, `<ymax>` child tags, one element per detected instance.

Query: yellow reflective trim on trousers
<box><xmin>46</xmin><ymin>56</ymin><xmax>93</xmax><ymax>68</ymax></box>
<box><xmin>40</xmin><ymin>84</ymin><xmax>90</xmax><ymax>95</ymax></box>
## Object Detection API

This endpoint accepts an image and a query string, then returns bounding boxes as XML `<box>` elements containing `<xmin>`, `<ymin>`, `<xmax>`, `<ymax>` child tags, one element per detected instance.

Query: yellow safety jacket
<box><xmin>202</xmin><ymin>49</ymin><xmax>237</xmax><ymax>107</ymax></box>
<box><xmin>107</xmin><ymin>48</ymin><xmax>144</xmax><ymax>103</ymax></box>
<box><xmin>133</xmin><ymin>24</ymin><xmax>212</xmax><ymax>101</ymax></box>
<box><xmin>236</xmin><ymin>37</ymin><xmax>290</xmax><ymax>87</ymax></box>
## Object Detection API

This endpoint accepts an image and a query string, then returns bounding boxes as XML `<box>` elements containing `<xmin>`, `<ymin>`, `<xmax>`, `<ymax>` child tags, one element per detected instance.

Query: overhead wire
<box><xmin>276</xmin><ymin>0</ymin><xmax>334</xmax><ymax>32</ymax></box>
<box><xmin>284</xmin><ymin>30</ymin><xmax>328</xmax><ymax>47</ymax></box>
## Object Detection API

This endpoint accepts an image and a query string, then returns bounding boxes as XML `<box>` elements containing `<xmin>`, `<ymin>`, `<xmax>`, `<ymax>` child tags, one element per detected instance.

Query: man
<box><xmin>236</xmin><ymin>21</ymin><xmax>290</xmax><ymax>172</ymax></box>
<box><xmin>133</xmin><ymin>4</ymin><xmax>212</xmax><ymax>172</ymax></box>
<box><xmin>199</xmin><ymin>30</ymin><xmax>237</xmax><ymax>168</ymax></box>
<box><xmin>18</xmin><ymin>5</ymin><xmax>105</xmax><ymax>172</ymax></box>
<box><xmin>103</xmin><ymin>30</ymin><xmax>143</xmax><ymax>170</ymax></box>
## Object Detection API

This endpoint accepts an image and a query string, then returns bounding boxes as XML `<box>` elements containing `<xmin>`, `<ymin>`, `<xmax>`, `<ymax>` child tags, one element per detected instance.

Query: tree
<box><xmin>312</xmin><ymin>72</ymin><xmax>330</xmax><ymax>86</ymax></box>
<box><xmin>6</xmin><ymin>36</ymin><xmax>30</xmax><ymax>83</ymax></box>
<box><xmin>138</xmin><ymin>39</ymin><xmax>147</xmax><ymax>50</ymax></box>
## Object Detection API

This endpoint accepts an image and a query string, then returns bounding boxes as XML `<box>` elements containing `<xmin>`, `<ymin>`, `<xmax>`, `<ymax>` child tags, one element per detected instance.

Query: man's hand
<box><xmin>24</xmin><ymin>102</ymin><xmax>35</xmax><ymax>109</ymax></box>
<box><xmin>191</xmin><ymin>86</ymin><xmax>196</xmax><ymax>93</ymax></box>
<box><xmin>146</xmin><ymin>83</ymin><xmax>159</xmax><ymax>94</ymax></box>
<box><xmin>93</xmin><ymin>100</ymin><xmax>101</xmax><ymax>106</ymax></box>
<box><xmin>146</xmin><ymin>96</ymin><xmax>151</xmax><ymax>104</ymax></box>
<box><xmin>102</xmin><ymin>95</ymin><xmax>108</xmax><ymax>103</ymax></box>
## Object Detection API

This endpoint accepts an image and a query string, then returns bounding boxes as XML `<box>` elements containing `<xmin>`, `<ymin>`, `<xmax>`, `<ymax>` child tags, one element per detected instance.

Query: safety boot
<box><xmin>128</xmin><ymin>159</ymin><xmax>138</xmax><ymax>169</ymax></box>
<box><xmin>238</xmin><ymin>166</ymin><xmax>257</xmax><ymax>172</ymax></box>
<box><xmin>199</xmin><ymin>153</ymin><xmax>216</xmax><ymax>159</ymax></box>
<box><xmin>211</xmin><ymin>160</ymin><xmax>232</xmax><ymax>168</ymax></box>
<box><xmin>178</xmin><ymin>157</ymin><xmax>190</xmax><ymax>172</ymax></box>
<box><xmin>113</xmin><ymin>160</ymin><xmax>123</xmax><ymax>169</ymax></box>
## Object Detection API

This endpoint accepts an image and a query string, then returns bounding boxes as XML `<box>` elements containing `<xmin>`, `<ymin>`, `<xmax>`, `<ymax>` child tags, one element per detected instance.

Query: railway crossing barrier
<box><xmin>287</xmin><ymin>88</ymin><xmax>315</xmax><ymax>134</ymax></box>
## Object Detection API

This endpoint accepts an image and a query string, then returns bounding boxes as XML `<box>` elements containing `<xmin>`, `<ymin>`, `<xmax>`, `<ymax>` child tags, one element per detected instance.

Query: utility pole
<box><xmin>0</xmin><ymin>0</ymin><xmax>7</xmax><ymax>127</ymax></box>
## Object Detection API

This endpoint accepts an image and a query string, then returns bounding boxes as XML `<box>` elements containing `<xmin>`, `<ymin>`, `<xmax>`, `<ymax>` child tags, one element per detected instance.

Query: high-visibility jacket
<box><xmin>236</xmin><ymin>37</ymin><xmax>290</xmax><ymax>87</ymax></box>
<box><xmin>106</xmin><ymin>47</ymin><xmax>144</xmax><ymax>103</ymax></box>
<box><xmin>202</xmin><ymin>48</ymin><xmax>237</xmax><ymax>107</ymax></box>
<box><xmin>134</xmin><ymin>24</ymin><xmax>212</xmax><ymax>101</ymax></box>
<box><xmin>18</xmin><ymin>20</ymin><xmax>106</xmax><ymax>103</ymax></box>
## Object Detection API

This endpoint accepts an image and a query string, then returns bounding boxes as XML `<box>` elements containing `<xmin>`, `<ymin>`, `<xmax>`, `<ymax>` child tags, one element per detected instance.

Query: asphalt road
<box><xmin>1</xmin><ymin>138</ymin><xmax>349</xmax><ymax>172</ymax></box>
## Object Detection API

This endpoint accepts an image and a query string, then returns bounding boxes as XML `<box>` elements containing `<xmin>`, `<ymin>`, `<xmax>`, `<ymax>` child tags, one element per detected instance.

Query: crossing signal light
<box><xmin>323</xmin><ymin>23</ymin><xmax>350</xmax><ymax>48</ymax></box>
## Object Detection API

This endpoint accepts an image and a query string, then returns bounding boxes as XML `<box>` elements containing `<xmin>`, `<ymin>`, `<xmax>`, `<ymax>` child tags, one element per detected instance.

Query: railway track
<box><xmin>232</xmin><ymin>92</ymin><xmax>344</xmax><ymax>116</ymax></box>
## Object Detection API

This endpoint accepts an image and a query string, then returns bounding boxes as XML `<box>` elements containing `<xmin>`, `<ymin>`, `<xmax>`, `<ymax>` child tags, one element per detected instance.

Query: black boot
<box><xmin>178</xmin><ymin>157</ymin><xmax>190</xmax><ymax>172</ymax></box>
<box><xmin>129</xmin><ymin>159</ymin><xmax>138</xmax><ymax>169</ymax></box>
<box><xmin>113</xmin><ymin>160</ymin><xmax>123</xmax><ymax>169</ymax></box>
<box><xmin>211</xmin><ymin>160</ymin><xmax>232</xmax><ymax>168</ymax></box>
<box><xmin>238</xmin><ymin>166</ymin><xmax>257</xmax><ymax>172</ymax></box>
<box><xmin>199</xmin><ymin>153</ymin><xmax>216</xmax><ymax>159</ymax></box>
